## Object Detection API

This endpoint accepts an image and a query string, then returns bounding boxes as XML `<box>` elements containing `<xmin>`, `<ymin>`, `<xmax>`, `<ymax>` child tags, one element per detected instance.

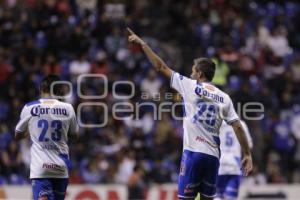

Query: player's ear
<box><xmin>197</xmin><ymin>71</ymin><xmax>203</xmax><ymax>80</ymax></box>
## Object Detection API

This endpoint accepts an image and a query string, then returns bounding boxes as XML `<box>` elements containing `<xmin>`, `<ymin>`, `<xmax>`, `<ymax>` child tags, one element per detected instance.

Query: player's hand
<box><xmin>241</xmin><ymin>154</ymin><xmax>253</xmax><ymax>176</ymax></box>
<box><xmin>127</xmin><ymin>27</ymin><xmax>145</xmax><ymax>45</ymax></box>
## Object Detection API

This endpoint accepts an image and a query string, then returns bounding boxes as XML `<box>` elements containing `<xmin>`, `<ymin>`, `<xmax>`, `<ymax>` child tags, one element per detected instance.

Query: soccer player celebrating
<box><xmin>15</xmin><ymin>75</ymin><xmax>78</xmax><ymax>200</ymax></box>
<box><xmin>216</xmin><ymin>121</ymin><xmax>253</xmax><ymax>200</ymax></box>
<box><xmin>127</xmin><ymin>28</ymin><xmax>253</xmax><ymax>200</ymax></box>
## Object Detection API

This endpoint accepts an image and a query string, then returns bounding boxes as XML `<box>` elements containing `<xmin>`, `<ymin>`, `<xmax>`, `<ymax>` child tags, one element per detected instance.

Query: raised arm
<box><xmin>231</xmin><ymin>120</ymin><xmax>253</xmax><ymax>176</ymax></box>
<box><xmin>127</xmin><ymin>28</ymin><xmax>172</xmax><ymax>78</ymax></box>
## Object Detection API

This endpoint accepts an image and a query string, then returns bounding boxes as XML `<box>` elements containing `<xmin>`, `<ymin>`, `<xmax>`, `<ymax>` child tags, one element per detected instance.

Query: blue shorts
<box><xmin>216</xmin><ymin>175</ymin><xmax>241</xmax><ymax>199</ymax></box>
<box><xmin>32</xmin><ymin>178</ymin><xmax>69</xmax><ymax>200</ymax></box>
<box><xmin>178</xmin><ymin>150</ymin><xmax>219</xmax><ymax>199</ymax></box>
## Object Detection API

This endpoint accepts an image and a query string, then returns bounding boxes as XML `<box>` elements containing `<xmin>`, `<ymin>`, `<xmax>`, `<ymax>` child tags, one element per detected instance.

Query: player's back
<box><xmin>171</xmin><ymin>73</ymin><xmax>239</xmax><ymax>158</ymax></box>
<box><xmin>16</xmin><ymin>98</ymin><xmax>78</xmax><ymax>179</ymax></box>
<box><xmin>218</xmin><ymin>121</ymin><xmax>253</xmax><ymax>175</ymax></box>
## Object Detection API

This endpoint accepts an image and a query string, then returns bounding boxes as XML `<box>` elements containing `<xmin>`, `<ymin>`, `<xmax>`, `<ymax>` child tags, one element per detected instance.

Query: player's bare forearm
<box><xmin>231</xmin><ymin>120</ymin><xmax>251</xmax><ymax>156</ymax></box>
<box><xmin>127</xmin><ymin>28</ymin><xmax>172</xmax><ymax>78</ymax></box>
<box><xmin>231</xmin><ymin>120</ymin><xmax>253</xmax><ymax>175</ymax></box>
<box><xmin>140</xmin><ymin>43</ymin><xmax>172</xmax><ymax>78</ymax></box>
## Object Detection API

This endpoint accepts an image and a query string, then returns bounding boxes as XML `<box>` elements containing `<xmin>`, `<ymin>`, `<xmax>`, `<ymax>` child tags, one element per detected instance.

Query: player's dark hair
<box><xmin>40</xmin><ymin>74</ymin><xmax>61</xmax><ymax>95</ymax></box>
<box><xmin>194</xmin><ymin>58</ymin><xmax>216</xmax><ymax>81</ymax></box>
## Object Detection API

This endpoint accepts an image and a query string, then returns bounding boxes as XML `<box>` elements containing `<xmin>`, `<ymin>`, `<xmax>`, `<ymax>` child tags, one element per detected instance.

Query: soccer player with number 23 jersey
<box><xmin>15</xmin><ymin>75</ymin><xmax>78</xmax><ymax>200</ymax></box>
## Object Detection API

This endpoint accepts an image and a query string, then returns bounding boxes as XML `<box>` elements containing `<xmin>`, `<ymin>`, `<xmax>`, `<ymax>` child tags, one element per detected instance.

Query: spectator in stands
<box><xmin>266</xmin><ymin>26</ymin><xmax>292</xmax><ymax>58</ymax></box>
<box><xmin>141</xmin><ymin>70</ymin><xmax>162</xmax><ymax>99</ymax></box>
<box><xmin>0</xmin><ymin>141</ymin><xmax>25</xmax><ymax>183</ymax></box>
<box><xmin>0</xmin><ymin>54</ymin><xmax>12</xmax><ymax>85</ymax></box>
<box><xmin>91</xmin><ymin>50</ymin><xmax>110</xmax><ymax>75</ymax></box>
<box><xmin>69</xmin><ymin>53</ymin><xmax>91</xmax><ymax>78</ymax></box>
<box><xmin>81</xmin><ymin>159</ymin><xmax>102</xmax><ymax>184</ymax></box>
<box><xmin>43</xmin><ymin>54</ymin><xmax>61</xmax><ymax>76</ymax></box>
<box><xmin>114</xmin><ymin>150</ymin><xmax>136</xmax><ymax>184</ymax></box>
<box><xmin>128</xmin><ymin>164</ymin><xmax>145</xmax><ymax>200</ymax></box>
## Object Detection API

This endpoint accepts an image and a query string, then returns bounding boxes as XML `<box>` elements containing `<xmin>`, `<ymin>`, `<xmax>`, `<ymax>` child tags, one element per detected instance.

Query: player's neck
<box><xmin>40</xmin><ymin>92</ymin><xmax>54</xmax><ymax>99</ymax></box>
<box><xmin>197</xmin><ymin>77</ymin><xmax>209</xmax><ymax>83</ymax></box>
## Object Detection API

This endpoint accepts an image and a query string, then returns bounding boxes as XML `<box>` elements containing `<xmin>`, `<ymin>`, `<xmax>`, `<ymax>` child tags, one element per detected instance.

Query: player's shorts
<box><xmin>178</xmin><ymin>150</ymin><xmax>219</xmax><ymax>199</ymax></box>
<box><xmin>216</xmin><ymin>175</ymin><xmax>241</xmax><ymax>199</ymax></box>
<box><xmin>32</xmin><ymin>178</ymin><xmax>69</xmax><ymax>200</ymax></box>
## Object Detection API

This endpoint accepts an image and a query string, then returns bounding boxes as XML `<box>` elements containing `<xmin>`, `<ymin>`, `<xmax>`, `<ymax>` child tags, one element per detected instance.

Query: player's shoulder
<box><xmin>202</xmin><ymin>82</ymin><xmax>218</xmax><ymax>90</ymax></box>
<box><xmin>56</xmin><ymin>100</ymin><xmax>74</xmax><ymax>109</ymax></box>
<box><xmin>215</xmin><ymin>87</ymin><xmax>232</xmax><ymax>103</ymax></box>
<box><xmin>25</xmin><ymin>99</ymin><xmax>41</xmax><ymax>107</ymax></box>
<box><xmin>19</xmin><ymin>99</ymin><xmax>41</xmax><ymax>114</ymax></box>
<box><xmin>53</xmin><ymin>100</ymin><xmax>76</xmax><ymax>118</ymax></box>
<box><xmin>203</xmin><ymin>83</ymin><xmax>231</xmax><ymax>100</ymax></box>
<box><xmin>22</xmin><ymin>100</ymin><xmax>41</xmax><ymax>113</ymax></box>
<box><xmin>173</xmin><ymin>72</ymin><xmax>196</xmax><ymax>83</ymax></box>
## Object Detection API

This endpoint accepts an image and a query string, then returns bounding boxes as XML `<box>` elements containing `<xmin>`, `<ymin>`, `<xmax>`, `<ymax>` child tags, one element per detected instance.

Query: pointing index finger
<box><xmin>126</xmin><ymin>27</ymin><xmax>135</xmax><ymax>35</ymax></box>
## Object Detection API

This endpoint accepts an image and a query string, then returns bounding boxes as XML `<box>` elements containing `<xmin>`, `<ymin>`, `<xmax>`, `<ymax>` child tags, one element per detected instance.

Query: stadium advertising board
<box><xmin>1</xmin><ymin>184</ymin><xmax>300</xmax><ymax>199</ymax></box>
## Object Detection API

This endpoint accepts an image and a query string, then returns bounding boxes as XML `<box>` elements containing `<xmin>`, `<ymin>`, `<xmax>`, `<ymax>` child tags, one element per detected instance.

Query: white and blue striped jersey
<box><xmin>218</xmin><ymin>121</ymin><xmax>253</xmax><ymax>175</ymax></box>
<box><xmin>15</xmin><ymin>98</ymin><xmax>78</xmax><ymax>179</ymax></box>
<box><xmin>171</xmin><ymin>72</ymin><xmax>239</xmax><ymax>158</ymax></box>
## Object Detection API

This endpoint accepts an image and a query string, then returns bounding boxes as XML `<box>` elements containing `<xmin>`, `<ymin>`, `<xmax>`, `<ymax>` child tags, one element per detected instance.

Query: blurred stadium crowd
<box><xmin>0</xmin><ymin>0</ymin><xmax>300</xmax><ymax>193</ymax></box>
